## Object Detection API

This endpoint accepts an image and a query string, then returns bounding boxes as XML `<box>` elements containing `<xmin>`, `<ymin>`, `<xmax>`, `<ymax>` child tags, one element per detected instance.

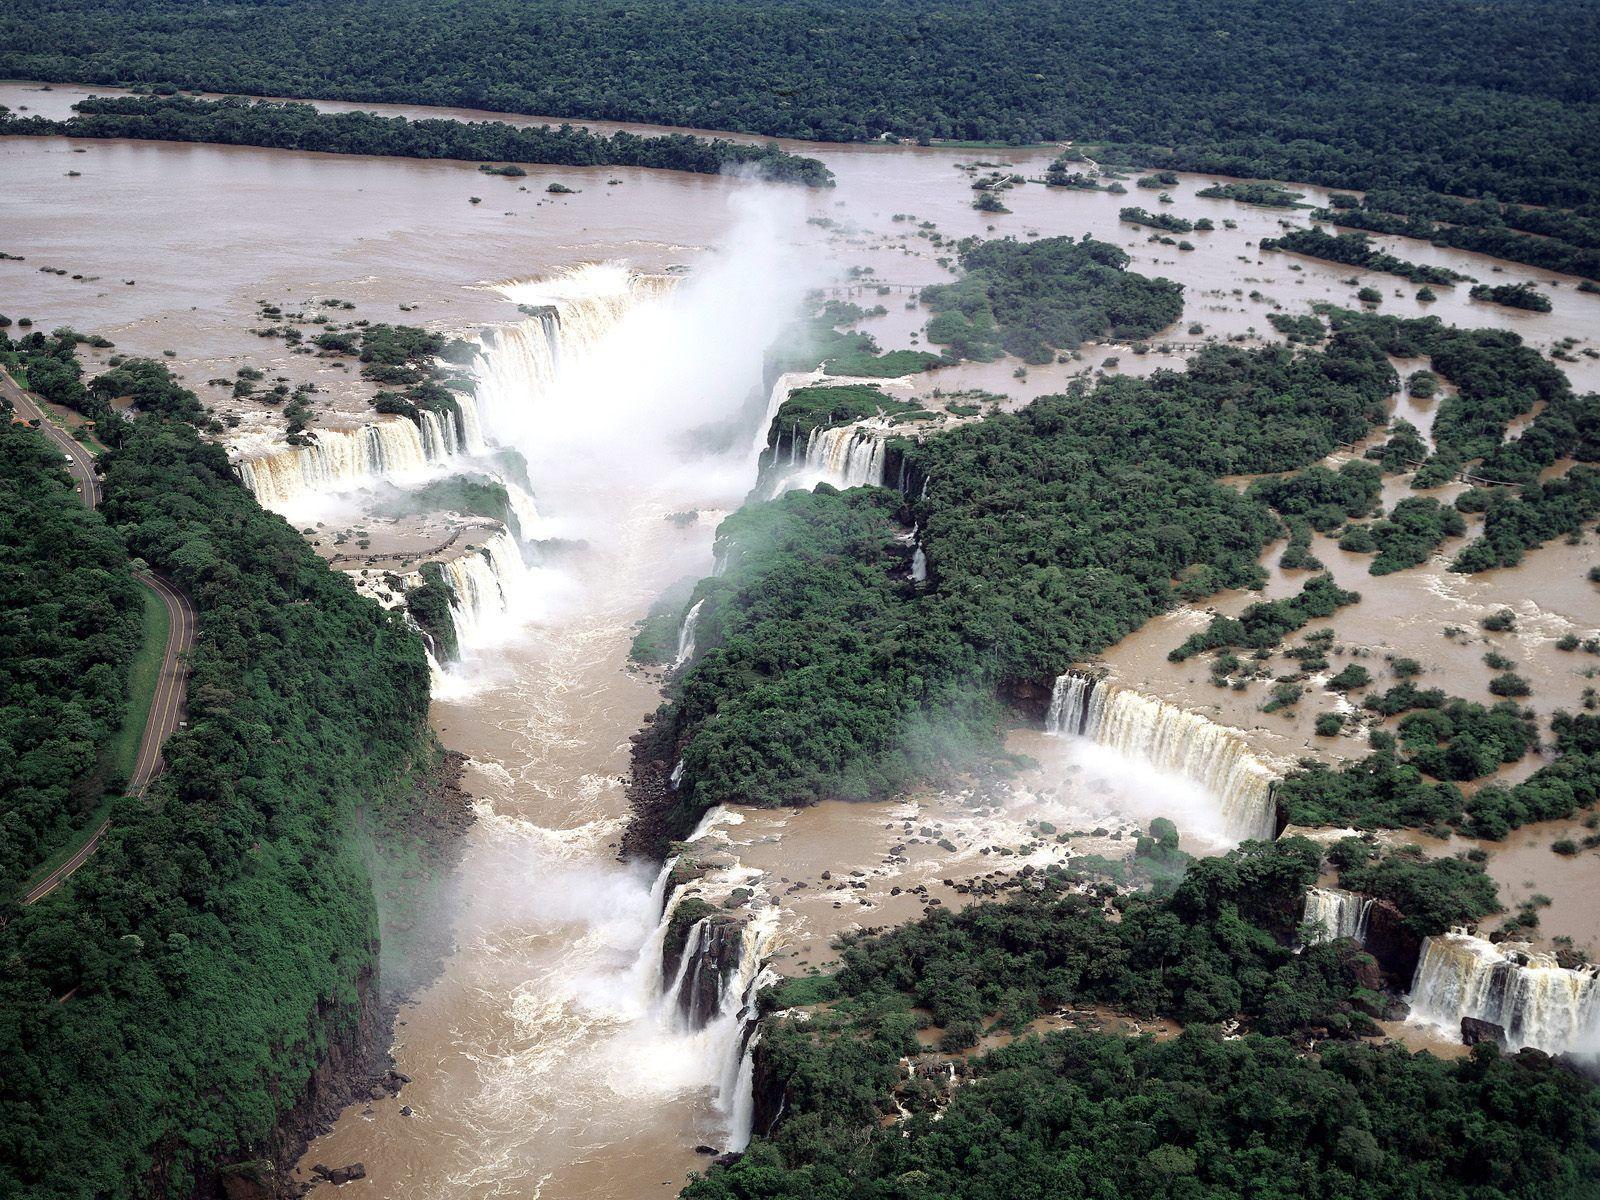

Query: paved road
<box><xmin>2</xmin><ymin>369</ymin><xmax>101</xmax><ymax>507</ymax></box>
<box><xmin>4</xmin><ymin>368</ymin><xmax>197</xmax><ymax>904</ymax></box>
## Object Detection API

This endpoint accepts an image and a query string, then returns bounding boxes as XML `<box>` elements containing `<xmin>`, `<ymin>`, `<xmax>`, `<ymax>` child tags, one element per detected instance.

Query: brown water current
<box><xmin>3</xmin><ymin>84</ymin><xmax>1598</xmax><ymax>1194</ymax></box>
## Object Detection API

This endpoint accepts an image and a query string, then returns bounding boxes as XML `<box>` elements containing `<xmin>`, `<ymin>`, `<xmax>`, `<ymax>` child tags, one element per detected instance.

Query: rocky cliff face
<box><xmin>997</xmin><ymin>676</ymin><xmax>1056</xmax><ymax>722</ymax></box>
<box><xmin>186</xmin><ymin>751</ymin><xmax>475</xmax><ymax>1200</ymax></box>
<box><xmin>177</xmin><ymin>960</ymin><xmax>384</xmax><ymax>1200</ymax></box>
<box><xmin>747</xmin><ymin>1031</ymin><xmax>790</xmax><ymax>1144</ymax></box>
<box><xmin>622</xmin><ymin>710</ymin><xmax>688</xmax><ymax>861</ymax></box>
<box><xmin>666</xmin><ymin>914</ymin><xmax>747</xmax><ymax>1029</ymax></box>
<box><xmin>1362</xmin><ymin>898</ymin><xmax>1423</xmax><ymax>987</ymax></box>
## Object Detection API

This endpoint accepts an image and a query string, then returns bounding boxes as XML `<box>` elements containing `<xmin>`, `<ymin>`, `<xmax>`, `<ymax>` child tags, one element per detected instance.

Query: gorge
<box><xmin>2</xmin><ymin>52</ymin><xmax>1598</xmax><ymax>1200</ymax></box>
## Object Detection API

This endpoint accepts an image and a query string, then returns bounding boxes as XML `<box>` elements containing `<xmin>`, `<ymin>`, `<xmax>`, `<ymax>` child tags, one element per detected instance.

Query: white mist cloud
<box><xmin>485</xmin><ymin>184</ymin><xmax>822</xmax><ymax>511</ymax></box>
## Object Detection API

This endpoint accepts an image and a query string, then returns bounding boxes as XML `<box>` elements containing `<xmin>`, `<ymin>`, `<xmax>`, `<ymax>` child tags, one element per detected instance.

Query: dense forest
<box><xmin>1316</xmin><ymin>191</ymin><xmax>1600</xmax><ymax>281</ymax></box>
<box><xmin>1278</xmin><ymin>712</ymin><xmax>1600</xmax><ymax>839</ymax></box>
<box><xmin>0</xmin><ymin>353</ymin><xmax>441</xmax><ymax>1195</ymax></box>
<box><xmin>922</xmin><ymin>236</ymin><xmax>1183</xmax><ymax>363</ymax></box>
<box><xmin>3</xmin><ymin>0</ymin><xmax>1597</xmax><ymax>211</ymax></box>
<box><xmin>640</xmin><ymin>334</ymin><xmax>1394</xmax><ymax>841</ymax></box>
<box><xmin>684</xmin><ymin>840</ymin><xmax>1600</xmax><ymax>1200</ymax></box>
<box><xmin>0</xmin><ymin>94</ymin><xmax>833</xmax><ymax>185</ymax></box>
<box><xmin>0</xmin><ymin>419</ymin><xmax>143</xmax><ymax>893</ymax></box>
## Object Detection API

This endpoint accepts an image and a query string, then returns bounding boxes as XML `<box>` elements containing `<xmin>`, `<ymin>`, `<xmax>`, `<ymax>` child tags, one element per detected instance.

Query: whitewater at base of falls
<box><xmin>470</xmin><ymin>265</ymin><xmax>680</xmax><ymax>442</ymax></box>
<box><xmin>1301</xmin><ymin>886</ymin><xmax>1373</xmax><ymax>945</ymax></box>
<box><xmin>1407</xmin><ymin>930</ymin><xmax>1600</xmax><ymax>1057</ymax></box>
<box><xmin>1046</xmin><ymin>673</ymin><xmax>1278</xmax><ymax>842</ymax></box>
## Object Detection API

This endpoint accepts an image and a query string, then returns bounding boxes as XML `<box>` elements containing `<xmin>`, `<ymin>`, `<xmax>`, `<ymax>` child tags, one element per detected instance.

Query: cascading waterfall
<box><xmin>235</xmin><ymin>392</ymin><xmax>490</xmax><ymax>510</ymax></box>
<box><xmin>1046</xmin><ymin>673</ymin><xmax>1278</xmax><ymax>841</ymax></box>
<box><xmin>910</xmin><ymin>545</ymin><xmax>928</xmax><ymax>583</ymax></box>
<box><xmin>762</xmin><ymin>418</ymin><xmax>891</xmax><ymax>498</ymax></box>
<box><xmin>751</xmin><ymin>371</ymin><xmax>821</xmax><ymax>462</ymax></box>
<box><xmin>1302</xmin><ymin>886</ymin><xmax>1374</xmax><ymax>945</ymax></box>
<box><xmin>675</xmin><ymin>599</ymin><xmax>705</xmax><ymax>670</ymax></box>
<box><xmin>237</xmin><ymin>418</ymin><xmax>432</xmax><ymax>508</ymax></box>
<box><xmin>439</xmin><ymin>528</ymin><xmax>529</xmax><ymax>651</ymax></box>
<box><xmin>471</xmin><ymin>265</ymin><xmax>678</xmax><ymax>438</ymax></box>
<box><xmin>711</xmin><ymin>908</ymin><xmax>779</xmax><ymax>1150</ymax></box>
<box><xmin>1408</xmin><ymin>930</ymin><xmax>1600</xmax><ymax>1056</ymax></box>
<box><xmin>803</xmin><ymin>422</ymin><xmax>888</xmax><ymax>488</ymax></box>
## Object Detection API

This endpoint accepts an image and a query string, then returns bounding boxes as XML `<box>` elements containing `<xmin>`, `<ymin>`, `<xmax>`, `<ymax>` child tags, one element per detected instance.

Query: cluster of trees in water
<box><xmin>1328</xmin><ymin>838</ymin><xmax>1500</xmax><ymax>940</ymax></box>
<box><xmin>1317</xmin><ymin>191</ymin><xmax>1600</xmax><ymax>281</ymax></box>
<box><xmin>1170</xmin><ymin>575</ymin><xmax>1361</xmax><ymax>661</ymax></box>
<box><xmin>0</xmin><ymin>344</ymin><xmax>442</xmax><ymax>1196</ymax></box>
<box><xmin>0</xmin><ymin>415</ymin><xmax>142</xmax><ymax>891</ymax></box>
<box><xmin>1279</xmin><ymin>712</ymin><xmax>1600</xmax><ymax>840</ymax></box>
<box><xmin>1328</xmin><ymin>308</ymin><xmax>1594</xmax><ymax>490</ymax></box>
<box><xmin>922</xmin><ymin>235</ymin><xmax>1183</xmax><ymax>364</ymax></box>
<box><xmin>687</xmin><ymin>838</ymin><xmax>1598</xmax><ymax>1200</ymax></box>
<box><xmin>1261</xmin><ymin>227</ymin><xmax>1470</xmax><ymax>286</ymax></box>
<box><xmin>6</xmin><ymin>0</ymin><xmax>1595</xmax><ymax>207</ymax></box>
<box><xmin>0</xmin><ymin>94</ymin><xmax>833</xmax><ymax>185</ymax></box>
<box><xmin>647</xmin><ymin>333</ymin><xmax>1395</xmax><ymax>837</ymax></box>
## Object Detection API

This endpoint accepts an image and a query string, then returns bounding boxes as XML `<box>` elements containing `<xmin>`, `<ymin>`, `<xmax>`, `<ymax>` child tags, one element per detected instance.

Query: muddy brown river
<box><xmin>3</xmin><ymin>79</ymin><xmax>1597</xmax><ymax>1196</ymax></box>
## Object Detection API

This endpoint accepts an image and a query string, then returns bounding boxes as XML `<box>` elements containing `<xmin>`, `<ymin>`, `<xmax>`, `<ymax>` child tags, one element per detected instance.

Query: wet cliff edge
<box><xmin>179</xmin><ymin>749</ymin><xmax>475</xmax><ymax>1200</ymax></box>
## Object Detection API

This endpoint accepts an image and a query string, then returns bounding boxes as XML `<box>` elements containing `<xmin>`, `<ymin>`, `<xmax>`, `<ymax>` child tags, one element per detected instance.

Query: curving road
<box><xmin>4</xmin><ymin>368</ymin><xmax>197</xmax><ymax>904</ymax></box>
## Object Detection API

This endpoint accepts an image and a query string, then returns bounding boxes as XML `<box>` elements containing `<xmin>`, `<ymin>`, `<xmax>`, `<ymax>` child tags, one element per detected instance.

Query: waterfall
<box><xmin>235</xmin><ymin>417</ymin><xmax>440</xmax><ymax>509</ymax></box>
<box><xmin>725</xmin><ymin>1029</ymin><xmax>762</xmax><ymax>1152</ymax></box>
<box><xmin>762</xmin><ymin>418</ymin><xmax>891</xmax><ymax>498</ymax></box>
<box><xmin>1302</xmin><ymin>886</ymin><xmax>1374</xmax><ymax>945</ymax></box>
<box><xmin>471</xmin><ymin>264</ymin><xmax>677</xmax><ymax>440</ymax></box>
<box><xmin>1046</xmin><ymin>673</ymin><xmax>1278</xmax><ymax>841</ymax></box>
<box><xmin>1046</xmin><ymin>673</ymin><xmax>1094</xmax><ymax>736</ymax></box>
<box><xmin>751</xmin><ymin>371</ymin><xmax>820</xmax><ymax>462</ymax></box>
<box><xmin>674</xmin><ymin>599</ymin><xmax>705</xmax><ymax>670</ymax></box>
<box><xmin>503</xmin><ymin>480</ymin><xmax>541</xmax><ymax>538</ymax></box>
<box><xmin>629</xmin><ymin>862</ymin><xmax>688</xmax><ymax>1008</ymax></box>
<box><xmin>1408</xmin><ymin>930</ymin><xmax>1600</xmax><ymax>1056</ymax></box>
<box><xmin>910</xmin><ymin>545</ymin><xmax>928</xmax><ymax>583</ymax></box>
<box><xmin>803</xmin><ymin>422</ymin><xmax>888</xmax><ymax>488</ymax></box>
<box><xmin>711</xmin><ymin>908</ymin><xmax>779</xmax><ymax>1149</ymax></box>
<box><xmin>439</xmin><ymin>528</ymin><xmax>529</xmax><ymax>651</ymax></box>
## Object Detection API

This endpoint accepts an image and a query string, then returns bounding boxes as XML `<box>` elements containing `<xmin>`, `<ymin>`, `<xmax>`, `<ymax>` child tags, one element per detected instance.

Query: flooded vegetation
<box><xmin>2</xmin><ymin>20</ymin><xmax>1597</xmax><ymax>1192</ymax></box>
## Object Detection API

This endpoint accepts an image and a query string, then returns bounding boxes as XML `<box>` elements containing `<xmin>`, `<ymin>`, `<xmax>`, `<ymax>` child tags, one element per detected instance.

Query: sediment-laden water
<box><xmin>4</xmin><ymin>79</ymin><xmax>1598</xmax><ymax>1194</ymax></box>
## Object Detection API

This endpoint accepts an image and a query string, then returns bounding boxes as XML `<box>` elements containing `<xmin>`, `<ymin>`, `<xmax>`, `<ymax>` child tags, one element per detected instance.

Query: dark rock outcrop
<box><xmin>748</xmin><ymin>1030</ymin><xmax>789</xmax><ymax>1142</ymax></box>
<box><xmin>621</xmin><ymin>713</ymin><xmax>687</xmax><ymax>862</ymax></box>
<box><xmin>997</xmin><ymin>677</ymin><xmax>1056</xmax><ymax>722</ymax></box>
<box><xmin>667</xmin><ymin>914</ymin><xmax>745</xmax><ymax>1029</ymax></box>
<box><xmin>1361</xmin><ymin>899</ymin><xmax>1423</xmax><ymax>987</ymax></box>
<box><xmin>1461</xmin><ymin>1016</ymin><xmax>1507</xmax><ymax>1047</ymax></box>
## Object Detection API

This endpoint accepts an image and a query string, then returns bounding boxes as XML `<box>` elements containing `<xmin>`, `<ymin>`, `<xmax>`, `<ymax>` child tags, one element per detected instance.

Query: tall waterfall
<box><xmin>1302</xmin><ymin>886</ymin><xmax>1373</xmax><ymax>945</ymax></box>
<box><xmin>416</xmin><ymin>398</ymin><xmax>488</xmax><ymax>460</ymax></box>
<box><xmin>751</xmin><ymin>371</ymin><xmax>821</xmax><ymax>462</ymax></box>
<box><xmin>1409</xmin><ymin>931</ymin><xmax>1600</xmax><ymax>1056</ymax></box>
<box><xmin>1046</xmin><ymin>673</ymin><xmax>1278</xmax><ymax>841</ymax></box>
<box><xmin>674</xmin><ymin>599</ymin><xmax>705</xmax><ymax>670</ymax></box>
<box><xmin>439</xmin><ymin>529</ymin><xmax>529</xmax><ymax>651</ymax></box>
